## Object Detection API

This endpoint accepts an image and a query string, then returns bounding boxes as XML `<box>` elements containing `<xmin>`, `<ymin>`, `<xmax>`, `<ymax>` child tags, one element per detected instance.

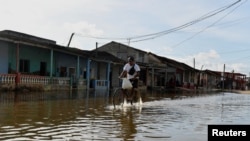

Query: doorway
<box><xmin>40</xmin><ymin>62</ymin><xmax>47</xmax><ymax>76</ymax></box>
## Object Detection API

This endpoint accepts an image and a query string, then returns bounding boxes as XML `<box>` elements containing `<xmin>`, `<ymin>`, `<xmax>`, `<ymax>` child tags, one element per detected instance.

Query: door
<box><xmin>40</xmin><ymin>62</ymin><xmax>47</xmax><ymax>76</ymax></box>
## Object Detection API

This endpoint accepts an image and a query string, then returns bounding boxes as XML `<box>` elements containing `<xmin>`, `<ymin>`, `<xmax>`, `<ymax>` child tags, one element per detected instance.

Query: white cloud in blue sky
<box><xmin>0</xmin><ymin>0</ymin><xmax>249</xmax><ymax>75</ymax></box>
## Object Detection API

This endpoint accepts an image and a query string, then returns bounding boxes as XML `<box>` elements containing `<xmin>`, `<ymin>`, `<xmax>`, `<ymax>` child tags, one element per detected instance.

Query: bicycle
<box><xmin>112</xmin><ymin>86</ymin><xmax>142</xmax><ymax>108</ymax></box>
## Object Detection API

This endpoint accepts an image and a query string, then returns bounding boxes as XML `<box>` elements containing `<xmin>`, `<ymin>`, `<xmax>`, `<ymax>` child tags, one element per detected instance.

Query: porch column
<box><xmin>106</xmin><ymin>62</ymin><xmax>111</xmax><ymax>89</ymax></box>
<box><xmin>16</xmin><ymin>42</ymin><xmax>19</xmax><ymax>72</ymax></box>
<box><xmin>15</xmin><ymin>42</ymin><xmax>20</xmax><ymax>85</ymax></box>
<box><xmin>174</xmin><ymin>71</ymin><xmax>177</xmax><ymax>88</ymax></box>
<box><xmin>86</xmin><ymin>59</ymin><xmax>91</xmax><ymax>89</ymax></box>
<box><xmin>183</xmin><ymin>70</ymin><xmax>185</xmax><ymax>86</ymax></box>
<box><xmin>189</xmin><ymin>71</ymin><xmax>191</xmax><ymax>83</ymax></box>
<box><xmin>77</xmin><ymin>56</ymin><xmax>80</xmax><ymax>78</ymax></box>
<box><xmin>165</xmin><ymin>64</ymin><xmax>168</xmax><ymax>87</ymax></box>
<box><xmin>151</xmin><ymin>67</ymin><xmax>154</xmax><ymax>88</ymax></box>
<box><xmin>50</xmin><ymin>49</ymin><xmax>53</xmax><ymax>77</ymax></box>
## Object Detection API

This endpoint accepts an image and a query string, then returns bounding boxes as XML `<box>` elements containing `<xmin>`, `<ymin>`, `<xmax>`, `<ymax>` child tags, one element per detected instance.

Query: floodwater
<box><xmin>0</xmin><ymin>89</ymin><xmax>250</xmax><ymax>141</ymax></box>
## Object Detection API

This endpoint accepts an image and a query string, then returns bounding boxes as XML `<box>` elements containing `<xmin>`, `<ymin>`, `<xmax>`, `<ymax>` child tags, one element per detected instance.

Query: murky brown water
<box><xmin>0</xmin><ymin>90</ymin><xmax>250</xmax><ymax>141</ymax></box>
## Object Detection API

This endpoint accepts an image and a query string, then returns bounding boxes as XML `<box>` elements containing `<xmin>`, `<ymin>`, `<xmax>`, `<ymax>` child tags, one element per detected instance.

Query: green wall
<box><xmin>20</xmin><ymin>45</ymin><xmax>50</xmax><ymax>74</ymax></box>
<box><xmin>8</xmin><ymin>44</ymin><xmax>51</xmax><ymax>75</ymax></box>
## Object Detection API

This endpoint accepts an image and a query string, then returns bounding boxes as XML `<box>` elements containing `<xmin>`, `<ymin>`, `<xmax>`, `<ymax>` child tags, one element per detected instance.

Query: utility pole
<box><xmin>198</xmin><ymin>65</ymin><xmax>204</xmax><ymax>87</ymax></box>
<box><xmin>127</xmin><ymin>38</ymin><xmax>131</xmax><ymax>46</ymax></box>
<box><xmin>67</xmin><ymin>33</ymin><xmax>75</xmax><ymax>47</ymax></box>
<box><xmin>222</xmin><ymin>64</ymin><xmax>225</xmax><ymax>91</ymax></box>
<box><xmin>95</xmin><ymin>42</ymin><xmax>98</xmax><ymax>57</ymax></box>
<box><xmin>193</xmin><ymin>58</ymin><xmax>195</xmax><ymax>83</ymax></box>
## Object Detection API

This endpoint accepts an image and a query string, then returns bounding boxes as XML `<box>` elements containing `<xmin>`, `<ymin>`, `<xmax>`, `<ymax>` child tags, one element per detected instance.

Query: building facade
<box><xmin>0</xmin><ymin>30</ymin><xmax>247</xmax><ymax>92</ymax></box>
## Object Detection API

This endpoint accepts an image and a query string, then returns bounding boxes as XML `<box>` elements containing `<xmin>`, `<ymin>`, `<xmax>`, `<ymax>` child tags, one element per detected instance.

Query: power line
<box><xmin>129</xmin><ymin>0</ymin><xmax>242</xmax><ymax>43</ymax></box>
<box><xmin>73</xmin><ymin>0</ymin><xmax>242</xmax><ymax>44</ymax></box>
<box><xmin>169</xmin><ymin>0</ymin><xmax>246</xmax><ymax>48</ymax></box>
<box><xmin>75</xmin><ymin>33</ymin><xmax>126</xmax><ymax>40</ymax></box>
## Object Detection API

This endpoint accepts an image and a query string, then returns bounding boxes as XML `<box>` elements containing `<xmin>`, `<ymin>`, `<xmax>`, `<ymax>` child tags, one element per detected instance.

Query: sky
<box><xmin>1</xmin><ymin>0</ymin><xmax>250</xmax><ymax>76</ymax></box>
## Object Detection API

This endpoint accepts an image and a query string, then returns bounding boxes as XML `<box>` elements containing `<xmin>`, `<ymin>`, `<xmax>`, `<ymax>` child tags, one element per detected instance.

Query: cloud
<box><xmin>0</xmin><ymin>0</ymin><xmax>249</xmax><ymax>75</ymax></box>
<box><xmin>170</xmin><ymin>49</ymin><xmax>248</xmax><ymax>75</ymax></box>
<box><xmin>172</xmin><ymin>49</ymin><xmax>220</xmax><ymax>70</ymax></box>
<box><xmin>63</xmin><ymin>22</ymin><xmax>104</xmax><ymax>37</ymax></box>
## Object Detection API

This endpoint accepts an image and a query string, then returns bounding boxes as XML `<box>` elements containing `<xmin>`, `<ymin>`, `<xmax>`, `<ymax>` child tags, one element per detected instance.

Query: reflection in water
<box><xmin>111</xmin><ymin>107</ymin><xmax>139</xmax><ymax>140</ymax></box>
<box><xmin>0</xmin><ymin>90</ymin><xmax>250</xmax><ymax>140</ymax></box>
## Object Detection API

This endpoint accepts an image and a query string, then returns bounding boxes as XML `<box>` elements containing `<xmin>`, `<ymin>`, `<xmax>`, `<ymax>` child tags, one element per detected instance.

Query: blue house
<box><xmin>0</xmin><ymin>30</ymin><xmax>123</xmax><ymax>91</ymax></box>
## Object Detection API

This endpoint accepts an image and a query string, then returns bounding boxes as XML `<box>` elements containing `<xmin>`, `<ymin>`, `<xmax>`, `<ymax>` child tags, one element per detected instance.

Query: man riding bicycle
<box><xmin>119</xmin><ymin>56</ymin><xmax>141</xmax><ymax>101</ymax></box>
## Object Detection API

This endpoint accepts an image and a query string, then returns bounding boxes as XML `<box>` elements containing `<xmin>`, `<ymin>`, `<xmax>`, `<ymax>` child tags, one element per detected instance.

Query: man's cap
<box><xmin>128</xmin><ymin>56</ymin><xmax>134</xmax><ymax>61</ymax></box>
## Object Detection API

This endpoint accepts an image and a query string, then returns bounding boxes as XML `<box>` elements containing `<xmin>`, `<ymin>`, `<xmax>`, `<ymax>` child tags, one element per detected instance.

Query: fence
<box><xmin>0</xmin><ymin>74</ymin><xmax>16</xmax><ymax>84</ymax></box>
<box><xmin>0</xmin><ymin>74</ymin><xmax>88</xmax><ymax>90</ymax></box>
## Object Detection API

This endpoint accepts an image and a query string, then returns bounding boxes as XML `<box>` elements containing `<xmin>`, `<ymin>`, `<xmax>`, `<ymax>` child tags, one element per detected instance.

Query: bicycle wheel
<box><xmin>112</xmin><ymin>88</ymin><xmax>125</xmax><ymax>107</ymax></box>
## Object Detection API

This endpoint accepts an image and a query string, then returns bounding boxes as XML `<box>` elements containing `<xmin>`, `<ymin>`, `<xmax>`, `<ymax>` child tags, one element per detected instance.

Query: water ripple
<box><xmin>0</xmin><ymin>92</ymin><xmax>250</xmax><ymax>140</ymax></box>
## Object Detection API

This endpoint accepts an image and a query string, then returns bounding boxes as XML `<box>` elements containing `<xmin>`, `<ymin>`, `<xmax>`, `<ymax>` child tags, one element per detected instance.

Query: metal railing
<box><xmin>91</xmin><ymin>80</ymin><xmax>109</xmax><ymax>89</ymax></box>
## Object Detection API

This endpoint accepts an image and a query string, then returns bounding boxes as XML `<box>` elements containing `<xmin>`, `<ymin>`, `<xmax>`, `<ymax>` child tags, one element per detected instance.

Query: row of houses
<box><xmin>0</xmin><ymin>30</ymin><xmax>248</xmax><ymax>92</ymax></box>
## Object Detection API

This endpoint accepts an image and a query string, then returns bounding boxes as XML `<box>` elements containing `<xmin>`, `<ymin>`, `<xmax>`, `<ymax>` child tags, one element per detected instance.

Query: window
<box><xmin>60</xmin><ymin>67</ymin><xmax>67</xmax><ymax>77</ymax></box>
<box><xmin>139</xmin><ymin>53</ymin><xmax>144</xmax><ymax>62</ymax></box>
<box><xmin>19</xmin><ymin>59</ymin><xmax>30</xmax><ymax>73</ymax></box>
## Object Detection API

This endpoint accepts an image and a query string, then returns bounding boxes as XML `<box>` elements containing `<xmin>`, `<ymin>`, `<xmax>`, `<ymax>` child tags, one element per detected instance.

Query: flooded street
<box><xmin>0</xmin><ymin>90</ymin><xmax>250</xmax><ymax>141</ymax></box>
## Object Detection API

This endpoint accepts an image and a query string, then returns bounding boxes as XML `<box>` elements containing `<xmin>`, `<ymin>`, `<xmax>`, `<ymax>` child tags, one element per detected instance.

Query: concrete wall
<box><xmin>19</xmin><ymin>45</ymin><xmax>51</xmax><ymax>74</ymax></box>
<box><xmin>54</xmin><ymin>52</ymin><xmax>77</xmax><ymax>77</ymax></box>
